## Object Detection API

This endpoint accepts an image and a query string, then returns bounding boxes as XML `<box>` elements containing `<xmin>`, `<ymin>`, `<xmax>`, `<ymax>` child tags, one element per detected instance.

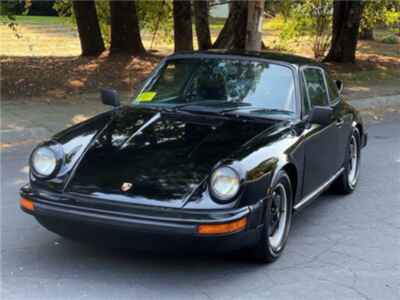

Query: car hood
<box><xmin>65</xmin><ymin>107</ymin><xmax>276</xmax><ymax>207</ymax></box>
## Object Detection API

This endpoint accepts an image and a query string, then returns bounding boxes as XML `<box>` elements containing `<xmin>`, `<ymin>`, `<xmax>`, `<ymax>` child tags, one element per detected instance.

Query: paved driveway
<box><xmin>1</xmin><ymin>119</ymin><xmax>399</xmax><ymax>300</ymax></box>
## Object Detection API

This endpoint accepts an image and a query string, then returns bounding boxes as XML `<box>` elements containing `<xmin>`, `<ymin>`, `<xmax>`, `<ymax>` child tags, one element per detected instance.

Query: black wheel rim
<box><xmin>268</xmin><ymin>183</ymin><xmax>288</xmax><ymax>252</ymax></box>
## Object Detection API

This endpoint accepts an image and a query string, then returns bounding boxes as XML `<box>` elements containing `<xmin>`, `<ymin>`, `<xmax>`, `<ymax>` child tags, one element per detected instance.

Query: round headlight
<box><xmin>210</xmin><ymin>166</ymin><xmax>240</xmax><ymax>202</ymax></box>
<box><xmin>31</xmin><ymin>146</ymin><xmax>57</xmax><ymax>177</ymax></box>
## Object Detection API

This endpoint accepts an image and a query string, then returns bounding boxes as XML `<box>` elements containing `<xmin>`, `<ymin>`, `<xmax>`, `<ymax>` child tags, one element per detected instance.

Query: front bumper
<box><xmin>20</xmin><ymin>187</ymin><xmax>264</xmax><ymax>253</ymax></box>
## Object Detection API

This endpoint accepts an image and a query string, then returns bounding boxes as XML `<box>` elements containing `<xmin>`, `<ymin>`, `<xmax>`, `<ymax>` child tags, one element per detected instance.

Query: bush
<box><xmin>278</xmin><ymin>0</ymin><xmax>332</xmax><ymax>60</ymax></box>
<box><xmin>381</xmin><ymin>34</ymin><xmax>399</xmax><ymax>44</ymax></box>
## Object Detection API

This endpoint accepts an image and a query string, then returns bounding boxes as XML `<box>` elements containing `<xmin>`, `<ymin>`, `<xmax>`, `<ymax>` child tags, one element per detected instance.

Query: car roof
<box><xmin>168</xmin><ymin>49</ymin><xmax>322</xmax><ymax>67</ymax></box>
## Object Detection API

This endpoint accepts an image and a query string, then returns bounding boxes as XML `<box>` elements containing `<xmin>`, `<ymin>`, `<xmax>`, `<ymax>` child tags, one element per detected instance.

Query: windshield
<box><xmin>132</xmin><ymin>58</ymin><xmax>296</xmax><ymax>115</ymax></box>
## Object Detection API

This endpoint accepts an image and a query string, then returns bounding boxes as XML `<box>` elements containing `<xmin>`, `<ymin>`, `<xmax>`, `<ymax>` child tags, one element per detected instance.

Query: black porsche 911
<box><xmin>20</xmin><ymin>50</ymin><xmax>367</xmax><ymax>263</ymax></box>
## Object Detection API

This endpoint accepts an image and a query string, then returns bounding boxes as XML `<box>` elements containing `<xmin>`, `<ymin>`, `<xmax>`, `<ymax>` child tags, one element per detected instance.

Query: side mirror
<box><xmin>335</xmin><ymin>80</ymin><xmax>343</xmax><ymax>94</ymax></box>
<box><xmin>101</xmin><ymin>89</ymin><xmax>120</xmax><ymax>107</ymax></box>
<box><xmin>309</xmin><ymin>106</ymin><xmax>333</xmax><ymax>126</ymax></box>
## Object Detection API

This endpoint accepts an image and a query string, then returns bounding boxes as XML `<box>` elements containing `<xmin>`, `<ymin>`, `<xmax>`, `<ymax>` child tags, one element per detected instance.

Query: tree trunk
<box><xmin>109</xmin><ymin>0</ymin><xmax>146</xmax><ymax>55</ymax></box>
<box><xmin>212</xmin><ymin>0</ymin><xmax>248</xmax><ymax>49</ymax></box>
<box><xmin>194</xmin><ymin>0</ymin><xmax>212</xmax><ymax>50</ymax></box>
<box><xmin>324</xmin><ymin>1</ymin><xmax>365</xmax><ymax>63</ymax></box>
<box><xmin>72</xmin><ymin>0</ymin><xmax>105</xmax><ymax>56</ymax></box>
<box><xmin>246</xmin><ymin>0</ymin><xmax>264</xmax><ymax>51</ymax></box>
<box><xmin>359</xmin><ymin>27</ymin><xmax>374</xmax><ymax>40</ymax></box>
<box><xmin>173</xmin><ymin>0</ymin><xmax>193</xmax><ymax>52</ymax></box>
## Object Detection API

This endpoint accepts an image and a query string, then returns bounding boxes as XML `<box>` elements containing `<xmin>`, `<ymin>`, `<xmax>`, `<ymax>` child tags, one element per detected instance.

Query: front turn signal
<box><xmin>197</xmin><ymin>217</ymin><xmax>247</xmax><ymax>235</ymax></box>
<box><xmin>20</xmin><ymin>198</ymin><xmax>34</xmax><ymax>211</ymax></box>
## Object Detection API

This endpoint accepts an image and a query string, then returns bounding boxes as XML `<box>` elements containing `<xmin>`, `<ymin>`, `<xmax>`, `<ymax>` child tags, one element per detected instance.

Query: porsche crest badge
<box><xmin>121</xmin><ymin>182</ymin><xmax>133</xmax><ymax>192</ymax></box>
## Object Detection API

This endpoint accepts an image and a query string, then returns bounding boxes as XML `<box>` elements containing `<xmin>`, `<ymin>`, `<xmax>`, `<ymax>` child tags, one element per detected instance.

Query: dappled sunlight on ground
<box><xmin>1</xmin><ymin>140</ymin><xmax>36</xmax><ymax>150</ymax></box>
<box><xmin>20</xmin><ymin>166</ymin><xmax>30</xmax><ymax>174</ymax></box>
<box><xmin>1</xmin><ymin>54</ymin><xmax>160</xmax><ymax>99</ymax></box>
<box><xmin>71</xmin><ymin>114</ymin><xmax>90</xmax><ymax>124</ymax></box>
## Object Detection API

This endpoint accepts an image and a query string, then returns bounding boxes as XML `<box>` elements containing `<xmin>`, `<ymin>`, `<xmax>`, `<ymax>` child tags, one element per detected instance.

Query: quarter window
<box><xmin>325</xmin><ymin>72</ymin><xmax>340</xmax><ymax>103</ymax></box>
<box><xmin>303</xmin><ymin>68</ymin><xmax>328</xmax><ymax>107</ymax></box>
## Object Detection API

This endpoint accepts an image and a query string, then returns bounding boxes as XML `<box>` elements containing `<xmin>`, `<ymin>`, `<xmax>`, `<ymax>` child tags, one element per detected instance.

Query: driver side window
<box><xmin>303</xmin><ymin>68</ymin><xmax>329</xmax><ymax>109</ymax></box>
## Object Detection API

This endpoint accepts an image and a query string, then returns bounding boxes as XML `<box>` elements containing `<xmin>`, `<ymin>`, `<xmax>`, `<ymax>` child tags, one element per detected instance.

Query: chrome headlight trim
<box><xmin>209</xmin><ymin>166</ymin><xmax>241</xmax><ymax>203</ymax></box>
<box><xmin>30</xmin><ymin>143</ymin><xmax>64</xmax><ymax>179</ymax></box>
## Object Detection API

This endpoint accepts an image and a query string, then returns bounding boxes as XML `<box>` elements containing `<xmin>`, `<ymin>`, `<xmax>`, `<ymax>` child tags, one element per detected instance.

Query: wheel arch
<box><xmin>281</xmin><ymin>163</ymin><xmax>298</xmax><ymax>205</ymax></box>
<box><xmin>353</xmin><ymin>121</ymin><xmax>363</xmax><ymax>137</ymax></box>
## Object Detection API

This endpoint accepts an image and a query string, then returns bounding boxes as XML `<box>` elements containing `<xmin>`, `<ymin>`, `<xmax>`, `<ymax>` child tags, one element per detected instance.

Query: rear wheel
<box><xmin>332</xmin><ymin>127</ymin><xmax>361</xmax><ymax>194</ymax></box>
<box><xmin>251</xmin><ymin>170</ymin><xmax>293</xmax><ymax>263</ymax></box>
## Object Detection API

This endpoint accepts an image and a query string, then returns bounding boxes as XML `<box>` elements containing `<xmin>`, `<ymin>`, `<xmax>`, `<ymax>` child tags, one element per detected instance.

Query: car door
<box><xmin>301</xmin><ymin>66</ymin><xmax>340</xmax><ymax>197</ymax></box>
<box><xmin>324</xmin><ymin>70</ymin><xmax>353</xmax><ymax>171</ymax></box>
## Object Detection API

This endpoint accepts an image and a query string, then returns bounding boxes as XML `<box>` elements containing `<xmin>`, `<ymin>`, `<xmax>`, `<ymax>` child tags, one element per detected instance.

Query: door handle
<box><xmin>336</xmin><ymin>119</ymin><xmax>344</xmax><ymax>126</ymax></box>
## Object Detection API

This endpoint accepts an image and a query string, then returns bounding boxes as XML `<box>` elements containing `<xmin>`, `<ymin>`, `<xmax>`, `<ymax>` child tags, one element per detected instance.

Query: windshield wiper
<box><xmin>224</xmin><ymin>107</ymin><xmax>292</xmax><ymax>115</ymax></box>
<box><xmin>222</xmin><ymin>108</ymin><xmax>293</xmax><ymax>122</ymax></box>
<box><xmin>133</xmin><ymin>103</ymin><xmax>178</xmax><ymax>113</ymax></box>
<box><xmin>176</xmin><ymin>100</ymin><xmax>252</xmax><ymax>115</ymax></box>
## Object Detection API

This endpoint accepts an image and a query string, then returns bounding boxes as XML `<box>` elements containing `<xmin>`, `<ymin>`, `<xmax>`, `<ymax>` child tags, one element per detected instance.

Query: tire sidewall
<box><xmin>263</xmin><ymin>170</ymin><xmax>293</xmax><ymax>259</ymax></box>
<box><xmin>344</xmin><ymin>127</ymin><xmax>361</xmax><ymax>191</ymax></box>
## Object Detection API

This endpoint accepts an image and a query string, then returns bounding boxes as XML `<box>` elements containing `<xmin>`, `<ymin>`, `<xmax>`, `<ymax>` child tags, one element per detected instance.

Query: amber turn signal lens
<box><xmin>197</xmin><ymin>217</ymin><xmax>247</xmax><ymax>235</ymax></box>
<box><xmin>20</xmin><ymin>198</ymin><xmax>34</xmax><ymax>211</ymax></box>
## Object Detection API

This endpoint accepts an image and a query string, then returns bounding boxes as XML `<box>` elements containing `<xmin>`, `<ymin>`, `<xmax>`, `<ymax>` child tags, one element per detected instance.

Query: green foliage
<box><xmin>361</xmin><ymin>1</ymin><xmax>400</xmax><ymax>35</ymax></box>
<box><xmin>265</xmin><ymin>0</ymin><xmax>295</xmax><ymax>20</ymax></box>
<box><xmin>0</xmin><ymin>0</ymin><xmax>30</xmax><ymax>38</ymax></box>
<box><xmin>384</xmin><ymin>7</ymin><xmax>400</xmax><ymax>34</ymax></box>
<box><xmin>137</xmin><ymin>0</ymin><xmax>173</xmax><ymax>46</ymax></box>
<box><xmin>52</xmin><ymin>0</ymin><xmax>72</xmax><ymax>17</ymax></box>
<box><xmin>1</xmin><ymin>0</ymin><xmax>21</xmax><ymax>16</ymax></box>
<box><xmin>263</xmin><ymin>14</ymin><xmax>285</xmax><ymax>31</ymax></box>
<box><xmin>278</xmin><ymin>0</ymin><xmax>332</xmax><ymax>59</ymax></box>
<box><xmin>95</xmin><ymin>1</ymin><xmax>111</xmax><ymax>46</ymax></box>
<box><xmin>381</xmin><ymin>34</ymin><xmax>399</xmax><ymax>44</ymax></box>
<box><xmin>53</xmin><ymin>0</ymin><xmax>174</xmax><ymax>48</ymax></box>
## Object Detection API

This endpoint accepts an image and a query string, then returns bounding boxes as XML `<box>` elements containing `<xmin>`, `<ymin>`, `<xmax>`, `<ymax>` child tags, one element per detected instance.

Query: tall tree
<box><xmin>324</xmin><ymin>1</ymin><xmax>365</xmax><ymax>63</ymax></box>
<box><xmin>173</xmin><ymin>0</ymin><xmax>193</xmax><ymax>52</ymax></box>
<box><xmin>212</xmin><ymin>0</ymin><xmax>248</xmax><ymax>49</ymax></box>
<box><xmin>246</xmin><ymin>0</ymin><xmax>265</xmax><ymax>51</ymax></box>
<box><xmin>109</xmin><ymin>0</ymin><xmax>145</xmax><ymax>55</ymax></box>
<box><xmin>194</xmin><ymin>0</ymin><xmax>212</xmax><ymax>50</ymax></box>
<box><xmin>72</xmin><ymin>0</ymin><xmax>105</xmax><ymax>56</ymax></box>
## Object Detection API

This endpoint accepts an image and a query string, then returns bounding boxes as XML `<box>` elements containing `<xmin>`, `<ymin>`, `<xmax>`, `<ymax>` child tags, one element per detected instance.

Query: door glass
<box><xmin>325</xmin><ymin>72</ymin><xmax>339</xmax><ymax>103</ymax></box>
<box><xmin>301</xmin><ymin>79</ymin><xmax>311</xmax><ymax>115</ymax></box>
<box><xmin>303</xmin><ymin>68</ymin><xmax>328</xmax><ymax>107</ymax></box>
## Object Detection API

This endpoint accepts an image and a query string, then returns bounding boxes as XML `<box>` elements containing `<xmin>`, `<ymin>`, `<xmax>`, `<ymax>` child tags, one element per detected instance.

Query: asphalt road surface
<box><xmin>1</xmin><ymin>118</ymin><xmax>399</xmax><ymax>300</ymax></box>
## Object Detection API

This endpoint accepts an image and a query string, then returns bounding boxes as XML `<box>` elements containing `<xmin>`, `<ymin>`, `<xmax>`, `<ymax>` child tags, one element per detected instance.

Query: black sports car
<box><xmin>20</xmin><ymin>51</ymin><xmax>367</xmax><ymax>263</ymax></box>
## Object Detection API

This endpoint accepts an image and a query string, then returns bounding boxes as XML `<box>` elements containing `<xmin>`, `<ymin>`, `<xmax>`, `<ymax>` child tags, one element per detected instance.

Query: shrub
<box><xmin>381</xmin><ymin>34</ymin><xmax>399</xmax><ymax>44</ymax></box>
<box><xmin>278</xmin><ymin>0</ymin><xmax>332</xmax><ymax>60</ymax></box>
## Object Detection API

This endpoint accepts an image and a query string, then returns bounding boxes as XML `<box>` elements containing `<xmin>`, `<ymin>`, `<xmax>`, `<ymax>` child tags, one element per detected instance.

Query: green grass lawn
<box><xmin>13</xmin><ymin>15</ymin><xmax>68</xmax><ymax>25</ymax></box>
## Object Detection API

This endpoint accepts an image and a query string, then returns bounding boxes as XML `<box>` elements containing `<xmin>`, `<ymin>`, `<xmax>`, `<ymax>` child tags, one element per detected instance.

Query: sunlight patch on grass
<box><xmin>0</xmin><ymin>23</ymin><xmax>80</xmax><ymax>56</ymax></box>
<box><xmin>14</xmin><ymin>16</ymin><xmax>69</xmax><ymax>25</ymax></box>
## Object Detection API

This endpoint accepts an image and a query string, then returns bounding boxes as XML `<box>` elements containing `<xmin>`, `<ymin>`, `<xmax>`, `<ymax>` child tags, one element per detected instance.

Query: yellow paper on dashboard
<box><xmin>137</xmin><ymin>91</ymin><xmax>157</xmax><ymax>102</ymax></box>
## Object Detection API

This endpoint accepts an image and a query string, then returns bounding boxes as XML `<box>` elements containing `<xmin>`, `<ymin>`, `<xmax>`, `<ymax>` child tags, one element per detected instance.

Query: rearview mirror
<box><xmin>335</xmin><ymin>80</ymin><xmax>343</xmax><ymax>94</ymax></box>
<box><xmin>101</xmin><ymin>89</ymin><xmax>120</xmax><ymax>107</ymax></box>
<box><xmin>309</xmin><ymin>106</ymin><xmax>333</xmax><ymax>126</ymax></box>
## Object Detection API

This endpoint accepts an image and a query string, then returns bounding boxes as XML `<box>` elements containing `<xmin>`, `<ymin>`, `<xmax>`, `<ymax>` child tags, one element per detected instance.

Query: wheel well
<box><xmin>282</xmin><ymin>163</ymin><xmax>297</xmax><ymax>202</ymax></box>
<box><xmin>356</xmin><ymin>123</ymin><xmax>363</xmax><ymax>137</ymax></box>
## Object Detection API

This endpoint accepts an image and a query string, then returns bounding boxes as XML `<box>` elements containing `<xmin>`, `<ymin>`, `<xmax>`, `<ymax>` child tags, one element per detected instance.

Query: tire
<box><xmin>250</xmin><ymin>170</ymin><xmax>293</xmax><ymax>263</ymax></box>
<box><xmin>331</xmin><ymin>127</ymin><xmax>361</xmax><ymax>194</ymax></box>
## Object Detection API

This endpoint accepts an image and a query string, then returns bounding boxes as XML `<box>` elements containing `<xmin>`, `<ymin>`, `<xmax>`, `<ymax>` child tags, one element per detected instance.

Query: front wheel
<box><xmin>250</xmin><ymin>170</ymin><xmax>293</xmax><ymax>263</ymax></box>
<box><xmin>332</xmin><ymin>127</ymin><xmax>361</xmax><ymax>194</ymax></box>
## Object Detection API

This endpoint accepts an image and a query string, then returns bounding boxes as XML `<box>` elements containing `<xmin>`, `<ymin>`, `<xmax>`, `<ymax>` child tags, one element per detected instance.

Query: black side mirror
<box><xmin>309</xmin><ymin>106</ymin><xmax>333</xmax><ymax>126</ymax></box>
<box><xmin>101</xmin><ymin>89</ymin><xmax>120</xmax><ymax>107</ymax></box>
<box><xmin>335</xmin><ymin>80</ymin><xmax>343</xmax><ymax>94</ymax></box>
